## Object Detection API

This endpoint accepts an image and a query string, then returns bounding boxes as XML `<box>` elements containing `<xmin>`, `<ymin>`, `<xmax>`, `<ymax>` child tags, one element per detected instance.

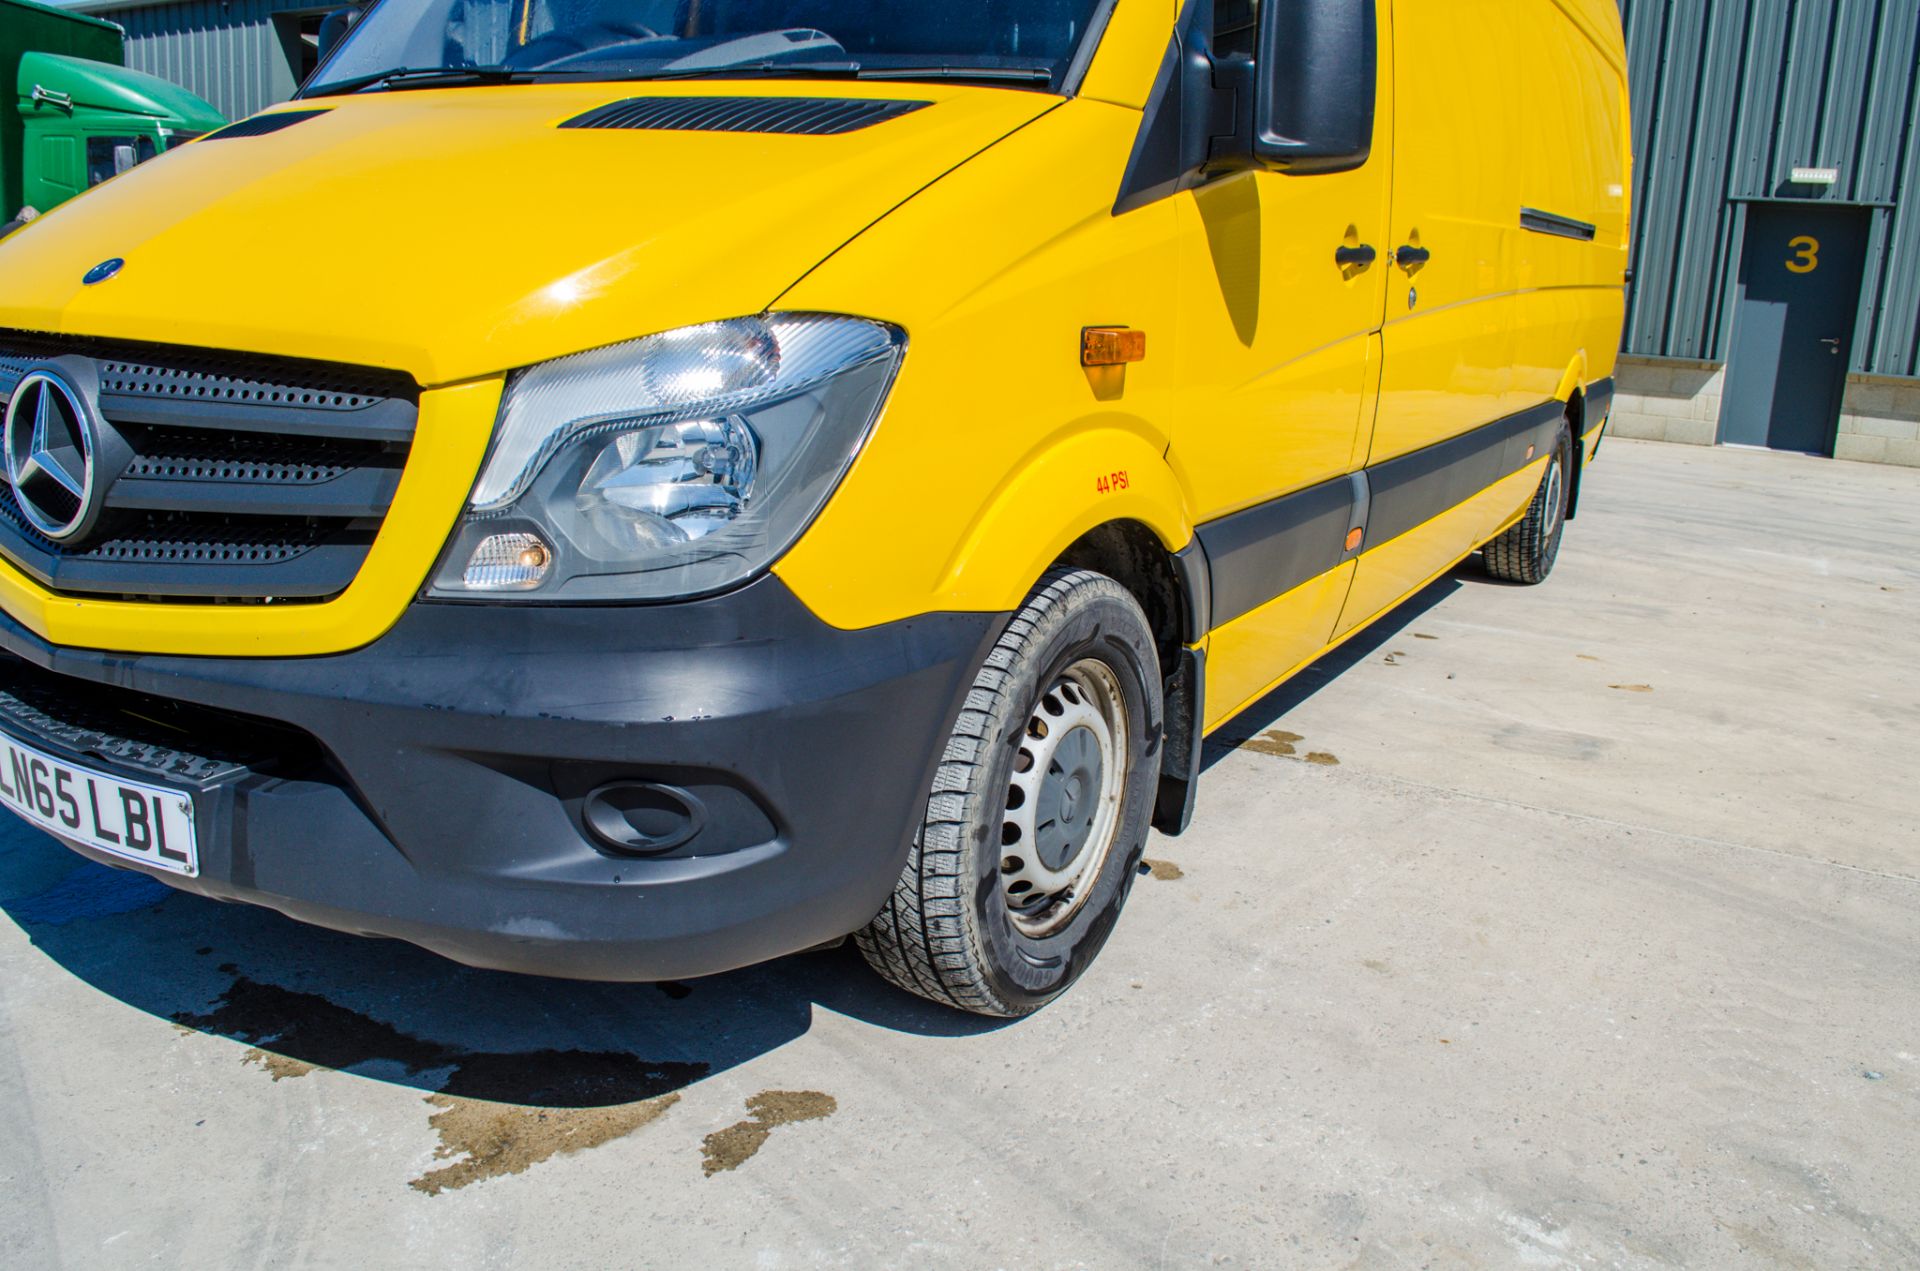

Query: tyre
<box><xmin>856</xmin><ymin>568</ymin><xmax>1163</xmax><ymax>1017</ymax></box>
<box><xmin>1484</xmin><ymin>420</ymin><xmax>1572</xmax><ymax>584</ymax></box>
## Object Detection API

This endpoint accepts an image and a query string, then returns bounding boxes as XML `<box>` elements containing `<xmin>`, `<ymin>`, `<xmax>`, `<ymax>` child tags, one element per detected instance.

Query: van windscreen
<box><xmin>307</xmin><ymin>0</ymin><xmax>1111</xmax><ymax>96</ymax></box>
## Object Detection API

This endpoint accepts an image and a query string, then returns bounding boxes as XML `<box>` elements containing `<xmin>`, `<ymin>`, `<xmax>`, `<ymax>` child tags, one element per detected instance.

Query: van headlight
<box><xmin>429</xmin><ymin>314</ymin><xmax>904</xmax><ymax>601</ymax></box>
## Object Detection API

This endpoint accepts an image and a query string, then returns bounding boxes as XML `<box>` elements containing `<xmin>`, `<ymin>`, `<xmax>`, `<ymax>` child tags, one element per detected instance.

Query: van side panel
<box><xmin>1336</xmin><ymin>0</ymin><xmax>1627</xmax><ymax>635</ymax></box>
<box><xmin>1202</xmin><ymin>563</ymin><xmax>1355</xmax><ymax>733</ymax></box>
<box><xmin>1173</xmin><ymin>6</ymin><xmax>1394</xmax><ymax>721</ymax></box>
<box><xmin>1366</xmin><ymin>0</ymin><xmax>1524</xmax><ymax>466</ymax></box>
<box><xmin>773</xmin><ymin>99</ymin><xmax>1192</xmax><ymax>631</ymax></box>
<box><xmin>1509</xmin><ymin>2</ymin><xmax>1631</xmax><ymax>400</ymax></box>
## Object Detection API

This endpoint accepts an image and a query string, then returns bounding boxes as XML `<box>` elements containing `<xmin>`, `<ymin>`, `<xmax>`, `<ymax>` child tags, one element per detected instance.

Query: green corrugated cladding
<box><xmin>1622</xmin><ymin>0</ymin><xmax>1920</xmax><ymax>379</ymax></box>
<box><xmin>0</xmin><ymin>0</ymin><xmax>123</xmax><ymax>218</ymax></box>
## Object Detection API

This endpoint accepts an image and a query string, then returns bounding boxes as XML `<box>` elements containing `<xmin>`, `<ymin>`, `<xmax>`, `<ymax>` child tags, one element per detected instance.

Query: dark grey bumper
<box><xmin>0</xmin><ymin>577</ymin><xmax>1002</xmax><ymax>980</ymax></box>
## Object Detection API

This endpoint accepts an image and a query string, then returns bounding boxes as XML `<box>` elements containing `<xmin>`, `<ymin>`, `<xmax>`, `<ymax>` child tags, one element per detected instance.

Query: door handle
<box><xmin>1395</xmin><ymin>244</ymin><xmax>1431</xmax><ymax>271</ymax></box>
<box><xmin>1819</xmin><ymin>337</ymin><xmax>1841</xmax><ymax>355</ymax></box>
<box><xmin>1334</xmin><ymin>244</ymin><xmax>1377</xmax><ymax>270</ymax></box>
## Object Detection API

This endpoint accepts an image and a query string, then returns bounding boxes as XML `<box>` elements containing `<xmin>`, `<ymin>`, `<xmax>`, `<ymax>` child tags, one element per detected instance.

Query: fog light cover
<box><xmin>461</xmin><ymin>531</ymin><xmax>552</xmax><ymax>591</ymax></box>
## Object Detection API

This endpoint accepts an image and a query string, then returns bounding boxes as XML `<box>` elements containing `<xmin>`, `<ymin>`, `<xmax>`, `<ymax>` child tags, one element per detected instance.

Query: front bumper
<box><xmin>0</xmin><ymin>577</ymin><xmax>1002</xmax><ymax>980</ymax></box>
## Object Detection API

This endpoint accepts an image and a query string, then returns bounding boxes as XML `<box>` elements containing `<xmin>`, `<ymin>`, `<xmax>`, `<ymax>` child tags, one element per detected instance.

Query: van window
<box><xmin>311</xmin><ymin>0</ymin><xmax>1110</xmax><ymax>93</ymax></box>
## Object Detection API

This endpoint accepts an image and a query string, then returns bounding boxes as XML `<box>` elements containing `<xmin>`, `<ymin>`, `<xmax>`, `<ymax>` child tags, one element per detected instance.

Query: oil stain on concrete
<box><xmin>1235</xmin><ymin>729</ymin><xmax>1340</xmax><ymax>766</ymax></box>
<box><xmin>415</xmin><ymin>1091</ymin><xmax>681</xmax><ymax>1196</ymax></box>
<box><xmin>1142</xmin><ymin>858</ymin><xmax>1185</xmax><ymax>880</ymax></box>
<box><xmin>175</xmin><ymin>976</ymin><xmax>705</xmax><ymax>1194</ymax></box>
<box><xmin>701</xmin><ymin>1091</ymin><xmax>839</xmax><ymax>1177</ymax></box>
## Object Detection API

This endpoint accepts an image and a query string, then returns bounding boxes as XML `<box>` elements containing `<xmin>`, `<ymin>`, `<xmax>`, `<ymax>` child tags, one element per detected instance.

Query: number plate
<box><xmin>0</xmin><ymin>728</ymin><xmax>198</xmax><ymax>876</ymax></box>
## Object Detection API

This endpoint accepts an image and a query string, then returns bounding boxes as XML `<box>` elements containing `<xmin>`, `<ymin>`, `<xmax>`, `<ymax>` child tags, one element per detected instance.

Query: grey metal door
<box><xmin>1719</xmin><ymin>204</ymin><xmax>1869</xmax><ymax>455</ymax></box>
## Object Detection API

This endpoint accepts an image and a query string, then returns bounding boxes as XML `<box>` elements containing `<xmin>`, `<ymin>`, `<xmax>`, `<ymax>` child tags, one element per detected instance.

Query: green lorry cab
<box><xmin>0</xmin><ymin>0</ymin><xmax>223</xmax><ymax>231</ymax></box>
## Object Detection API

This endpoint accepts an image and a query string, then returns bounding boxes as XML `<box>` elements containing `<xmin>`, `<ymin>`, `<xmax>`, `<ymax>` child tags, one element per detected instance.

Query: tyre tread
<box><xmin>856</xmin><ymin>568</ymin><xmax>1136</xmax><ymax>1017</ymax></box>
<box><xmin>1485</xmin><ymin>422</ymin><xmax>1572</xmax><ymax>585</ymax></box>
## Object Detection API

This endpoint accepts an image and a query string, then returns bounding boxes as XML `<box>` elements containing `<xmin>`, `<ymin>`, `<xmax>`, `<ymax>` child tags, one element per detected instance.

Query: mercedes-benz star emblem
<box><xmin>83</xmin><ymin>258</ymin><xmax>125</xmax><ymax>286</ymax></box>
<box><xmin>4</xmin><ymin>371</ymin><xmax>99</xmax><ymax>541</ymax></box>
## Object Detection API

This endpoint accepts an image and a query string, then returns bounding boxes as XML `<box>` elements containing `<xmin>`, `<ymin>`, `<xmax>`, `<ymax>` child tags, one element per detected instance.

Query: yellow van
<box><xmin>0</xmin><ymin>0</ymin><xmax>1628</xmax><ymax>1015</ymax></box>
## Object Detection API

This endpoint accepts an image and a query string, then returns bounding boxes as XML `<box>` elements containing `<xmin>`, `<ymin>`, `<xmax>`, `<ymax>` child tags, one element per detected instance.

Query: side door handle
<box><xmin>1395</xmin><ymin>244</ymin><xmax>1431</xmax><ymax>271</ymax></box>
<box><xmin>1334</xmin><ymin>244</ymin><xmax>1377</xmax><ymax>270</ymax></box>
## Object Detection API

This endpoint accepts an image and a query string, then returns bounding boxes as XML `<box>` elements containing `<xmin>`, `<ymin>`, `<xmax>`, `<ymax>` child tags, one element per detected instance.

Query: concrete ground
<box><xmin>1</xmin><ymin>438</ymin><xmax>1916</xmax><ymax>1269</ymax></box>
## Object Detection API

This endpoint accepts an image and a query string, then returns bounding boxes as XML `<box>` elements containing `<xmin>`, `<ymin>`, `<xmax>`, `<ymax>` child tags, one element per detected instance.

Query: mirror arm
<box><xmin>1204</xmin><ymin>54</ymin><xmax>1258</xmax><ymax>173</ymax></box>
<box><xmin>1111</xmin><ymin>0</ymin><xmax>1256</xmax><ymax>215</ymax></box>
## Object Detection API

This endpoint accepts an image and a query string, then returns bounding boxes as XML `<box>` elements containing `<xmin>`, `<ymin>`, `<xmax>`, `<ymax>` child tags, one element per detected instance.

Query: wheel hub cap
<box><xmin>999</xmin><ymin>659</ymin><xmax>1130</xmax><ymax>938</ymax></box>
<box><xmin>1034</xmin><ymin>725</ymin><xmax>1103</xmax><ymax>871</ymax></box>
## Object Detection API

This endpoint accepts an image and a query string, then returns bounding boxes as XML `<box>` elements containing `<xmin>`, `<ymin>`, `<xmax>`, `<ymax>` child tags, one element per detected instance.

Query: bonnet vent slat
<box><xmin>561</xmin><ymin>96</ymin><xmax>929</xmax><ymax>136</ymax></box>
<box><xmin>204</xmin><ymin>109</ymin><xmax>332</xmax><ymax>141</ymax></box>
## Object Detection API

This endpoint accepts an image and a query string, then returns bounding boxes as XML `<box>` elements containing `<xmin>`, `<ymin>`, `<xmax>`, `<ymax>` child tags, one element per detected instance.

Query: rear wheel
<box><xmin>856</xmin><ymin>568</ymin><xmax>1162</xmax><ymax>1017</ymax></box>
<box><xmin>1484</xmin><ymin>420</ymin><xmax>1572</xmax><ymax>584</ymax></box>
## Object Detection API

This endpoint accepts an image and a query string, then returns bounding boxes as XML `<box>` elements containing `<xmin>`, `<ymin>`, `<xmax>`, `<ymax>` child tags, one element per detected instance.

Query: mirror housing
<box><xmin>317</xmin><ymin>7</ymin><xmax>363</xmax><ymax>63</ymax></box>
<box><xmin>1252</xmin><ymin>0</ymin><xmax>1377</xmax><ymax>172</ymax></box>
<box><xmin>1113</xmin><ymin>0</ymin><xmax>1379</xmax><ymax>213</ymax></box>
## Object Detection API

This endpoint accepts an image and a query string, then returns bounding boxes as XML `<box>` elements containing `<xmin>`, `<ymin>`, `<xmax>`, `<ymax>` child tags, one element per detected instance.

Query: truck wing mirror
<box><xmin>1252</xmin><ymin>0</ymin><xmax>1376</xmax><ymax>173</ymax></box>
<box><xmin>317</xmin><ymin>7</ymin><xmax>364</xmax><ymax>63</ymax></box>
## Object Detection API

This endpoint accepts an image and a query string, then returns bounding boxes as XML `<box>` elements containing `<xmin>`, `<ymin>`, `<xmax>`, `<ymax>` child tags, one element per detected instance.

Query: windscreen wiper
<box><xmin>856</xmin><ymin>66</ymin><xmax>1055</xmax><ymax>85</ymax></box>
<box><xmin>631</xmin><ymin>60</ymin><xmax>866</xmax><ymax>82</ymax></box>
<box><xmin>303</xmin><ymin>66</ymin><xmax>541</xmax><ymax>98</ymax></box>
<box><xmin>627</xmin><ymin>62</ymin><xmax>1053</xmax><ymax>88</ymax></box>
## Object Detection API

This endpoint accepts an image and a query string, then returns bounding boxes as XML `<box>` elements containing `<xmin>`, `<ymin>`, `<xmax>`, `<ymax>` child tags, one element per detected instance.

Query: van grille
<box><xmin>0</xmin><ymin>331</ymin><xmax>417</xmax><ymax>602</ymax></box>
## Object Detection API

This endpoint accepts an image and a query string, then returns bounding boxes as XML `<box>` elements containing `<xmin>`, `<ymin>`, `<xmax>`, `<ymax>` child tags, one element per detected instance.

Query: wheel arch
<box><xmin>1563</xmin><ymin>385</ymin><xmax>1589</xmax><ymax>522</ymax></box>
<box><xmin>1046</xmin><ymin>517</ymin><xmax>1208</xmax><ymax>839</ymax></box>
<box><xmin>1552</xmin><ymin>354</ymin><xmax>1592</xmax><ymax>522</ymax></box>
<box><xmin>934</xmin><ymin>423</ymin><xmax>1194</xmax><ymax>613</ymax></box>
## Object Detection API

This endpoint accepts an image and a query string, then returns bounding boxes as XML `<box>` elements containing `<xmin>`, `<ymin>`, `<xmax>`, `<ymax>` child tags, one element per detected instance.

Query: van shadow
<box><xmin>3</xmin><ymin>560</ymin><xmax>1489</xmax><ymax>1112</ymax></box>
<box><xmin>0</xmin><ymin>828</ymin><xmax>1009</xmax><ymax>1113</ymax></box>
<box><xmin>1201</xmin><ymin>566</ymin><xmax>1473</xmax><ymax>768</ymax></box>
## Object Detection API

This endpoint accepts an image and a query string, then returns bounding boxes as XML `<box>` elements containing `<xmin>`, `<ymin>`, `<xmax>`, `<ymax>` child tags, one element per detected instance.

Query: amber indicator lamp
<box><xmin>1081</xmin><ymin>327</ymin><xmax>1147</xmax><ymax>366</ymax></box>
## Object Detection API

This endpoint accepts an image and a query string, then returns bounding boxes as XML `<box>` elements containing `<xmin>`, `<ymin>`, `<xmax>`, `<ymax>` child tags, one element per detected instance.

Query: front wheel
<box><xmin>856</xmin><ymin>568</ymin><xmax>1163</xmax><ymax>1017</ymax></box>
<box><xmin>1484</xmin><ymin>420</ymin><xmax>1572</xmax><ymax>584</ymax></box>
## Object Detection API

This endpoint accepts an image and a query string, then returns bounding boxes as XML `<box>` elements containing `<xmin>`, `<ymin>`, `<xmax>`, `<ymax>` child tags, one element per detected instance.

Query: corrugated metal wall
<box><xmin>1621</xmin><ymin>0</ymin><xmax>1920</xmax><ymax>379</ymax></box>
<box><xmin>110</xmin><ymin>0</ymin><xmax>314</xmax><ymax>123</ymax></box>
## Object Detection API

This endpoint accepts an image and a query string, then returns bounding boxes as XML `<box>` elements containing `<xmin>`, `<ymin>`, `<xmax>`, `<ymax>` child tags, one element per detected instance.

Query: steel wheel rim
<box><xmin>1540</xmin><ymin>454</ymin><xmax>1565</xmax><ymax>549</ymax></box>
<box><xmin>999</xmin><ymin>657</ymin><xmax>1130</xmax><ymax>938</ymax></box>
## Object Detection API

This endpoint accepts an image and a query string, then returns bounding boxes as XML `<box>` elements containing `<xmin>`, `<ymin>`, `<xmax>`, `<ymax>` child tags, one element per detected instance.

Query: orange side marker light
<box><xmin>1082</xmin><ymin>327</ymin><xmax>1147</xmax><ymax>366</ymax></box>
<box><xmin>1345</xmin><ymin>527</ymin><xmax>1365</xmax><ymax>552</ymax></box>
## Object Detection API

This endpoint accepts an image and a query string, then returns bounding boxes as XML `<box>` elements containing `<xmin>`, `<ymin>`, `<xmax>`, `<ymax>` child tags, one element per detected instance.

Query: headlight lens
<box><xmin>430</xmin><ymin>314</ymin><xmax>904</xmax><ymax>602</ymax></box>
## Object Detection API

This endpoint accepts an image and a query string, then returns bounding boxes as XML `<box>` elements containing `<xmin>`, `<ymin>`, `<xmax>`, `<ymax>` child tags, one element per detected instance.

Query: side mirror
<box><xmin>317</xmin><ymin>7</ymin><xmax>363</xmax><ymax>63</ymax></box>
<box><xmin>1253</xmin><ymin>0</ymin><xmax>1376</xmax><ymax>172</ymax></box>
<box><xmin>1114</xmin><ymin>0</ymin><xmax>1379</xmax><ymax>213</ymax></box>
